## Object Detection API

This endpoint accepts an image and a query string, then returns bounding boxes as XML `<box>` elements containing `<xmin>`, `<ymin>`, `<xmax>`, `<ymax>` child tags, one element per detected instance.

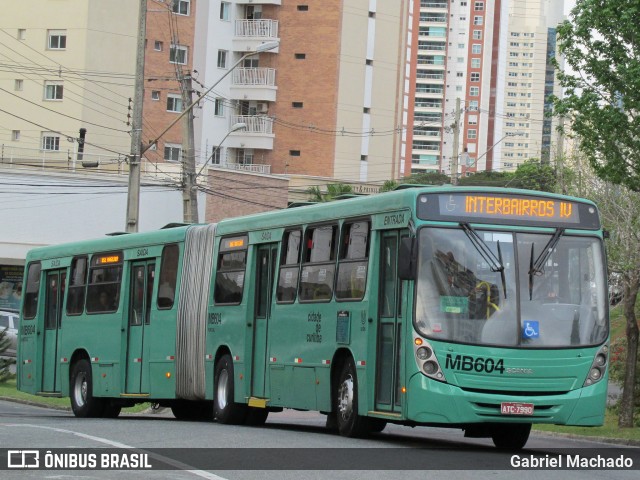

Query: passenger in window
<box><xmin>99</xmin><ymin>291</ymin><xmax>111</xmax><ymax>311</ymax></box>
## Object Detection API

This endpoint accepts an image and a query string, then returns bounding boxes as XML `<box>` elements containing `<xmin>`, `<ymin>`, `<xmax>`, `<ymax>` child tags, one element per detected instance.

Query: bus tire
<box><xmin>245</xmin><ymin>407</ymin><xmax>269</xmax><ymax>426</ymax></box>
<box><xmin>335</xmin><ymin>358</ymin><xmax>370</xmax><ymax>437</ymax></box>
<box><xmin>369</xmin><ymin>418</ymin><xmax>387</xmax><ymax>433</ymax></box>
<box><xmin>214</xmin><ymin>354</ymin><xmax>247</xmax><ymax>424</ymax></box>
<box><xmin>70</xmin><ymin>359</ymin><xmax>104</xmax><ymax>418</ymax></box>
<box><xmin>491</xmin><ymin>423</ymin><xmax>531</xmax><ymax>450</ymax></box>
<box><xmin>102</xmin><ymin>403</ymin><xmax>121</xmax><ymax>418</ymax></box>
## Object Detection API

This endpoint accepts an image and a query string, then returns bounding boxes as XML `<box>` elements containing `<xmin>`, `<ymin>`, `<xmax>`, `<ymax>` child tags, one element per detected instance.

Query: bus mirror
<box><xmin>398</xmin><ymin>237</ymin><xmax>416</xmax><ymax>281</ymax></box>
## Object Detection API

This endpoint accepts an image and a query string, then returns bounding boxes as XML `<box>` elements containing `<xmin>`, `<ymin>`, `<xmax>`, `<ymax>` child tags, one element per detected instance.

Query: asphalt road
<box><xmin>0</xmin><ymin>400</ymin><xmax>638</xmax><ymax>480</ymax></box>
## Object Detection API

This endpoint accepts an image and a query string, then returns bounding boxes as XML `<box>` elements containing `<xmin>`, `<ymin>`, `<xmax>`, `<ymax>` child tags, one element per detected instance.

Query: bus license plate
<box><xmin>501</xmin><ymin>402</ymin><xmax>534</xmax><ymax>415</ymax></box>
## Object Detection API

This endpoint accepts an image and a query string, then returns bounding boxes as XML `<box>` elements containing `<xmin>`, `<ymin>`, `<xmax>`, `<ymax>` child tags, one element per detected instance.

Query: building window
<box><xmin>154</xmin><ymin>40</ymin><xmax>163</xmax><ymax>51</ymax></box>
<box><xmin>297</xmin><ymin>5</ymin><xmax>309</xmax><ymax>11</ymax></box>
<box><xmin>292</xmin><ymin>102</ymin><xmax>303</xmax><ymax>108</ymax></box>
<box><xmin>471</xmin><ymin>72</ymin><xmax>480</xmax><ymax>82</ymax></box>
<box><xmin>468</xmin><ymin>115</ymin><xmax>478</xmax><ymax>125</ymax></box>
<box><xmin>473</xmin><ymin>16</ymin><xmax>483</xmax><ymax>26</ymax></box>
<box><xmin>14</xmin><ymin>79</ymin><xmax>23</xmax><ymax>91</ymax></box>
<box><xmin>42</xmin><ymin>133</ymin><xmax>60</xmax><ymax>151</ymax></box>
<box><xmin>457</xmin><ymin>57</ymin><xmax>464</xmax><ymax>63</ymax></box>
<box><xmin>44</xmin><ymin>82</ymin><xmax>63</xmax><ymax>100</ymax></box>
<box><xmin>363</xmin><ymin>107</ymin><xmax>370</xmax><ymax>114</ymax></box>
<box><xmin>471</xmin><ymin>58</ymin><xmax>481</xmax><ymax>68</ymax></box>
<box><xmin>12</xmin><ymin>130</ymin><xmax>20</xmax><ymax>141</ymax></box>
<box><xmin>474</xmin><ymin>1</ymin><xmax>484</xmax><ymax>10</ymax></box>
<box><xmin>172</xmin><ymin>0</ymin><xmax>190</xmax><ymax>15</ymax></box>
<box><xmin>151</xmin><ymin>90</ymin><xmax>160</xmax><ymax>101</ymax></box>
<box><xmin>295</xmin><ymin>53</ymin><xmax>306</xmax><ymax>59</ymax></box>
<box><xmin>211</xmin><ymin>146</ymin><xmax>222</xmax><ymax>164</ymax></box>
<box><xmin>214</xmin><ymin>98</ymin><xmax>224</xmax><ymax>116</ymax></box>
<box><xmin>468</xmin><ymin>129</ymin><xmax>477</xmax><ymax>139</ymax></box>
<box><xmin>17</xmin><ymin>29</ymin><xmax>26</xmax><ymax>40</ymax></box>
<box><xmin>217</xmin><ymin>50</ymin><xmax>227</xmax><ymax>68</ymax></box>
<box><xmin>220</xmin><ymin>2</ymin><xmax>230</xmax><ymax>20</ymax></box>
<box><xmin>472</xmin><ymin>44</ymin><xmax>481</xmax><ymax>54</ymax></box>
<box><xmin>473</xmin><ymin>30</ymin><xmax>482</xmax><ymax>40</ymax></box>
<box><xmin>290</xmin><ymin>150</ymin><xmax>301</xmax><ymax>156</ymax></box>
<box><xmin>456</xmin><ymin>72</ymin><xmax>464</xmax><ymax>77</ymax></box>
<box><xmin>48</xmin><ymin>30</ymin><xmax>67</xmax><ymax>49</ymax></box>
<box><xmin>169</xmin><ymin>44</ymin><xmax>188</xmax><ymax>64</ymax></box>
<box><xmin>470</xmin><ymin>86</ymin><xmax>479</xmax><ymax>96</ymax></box>
<box><xmin>166</xmin><ymin>94</ymin><xmax>183</xmax><ymax>112</ymax></box>
<box><xmin>164</xmin><ymin>144</ymin><xmax>182</xmax><ymax>162</ymax></box>
<box><xmin>469</xmin><ymin>100</ymin><xmax>479</xmax><ymax>111</ymax></box>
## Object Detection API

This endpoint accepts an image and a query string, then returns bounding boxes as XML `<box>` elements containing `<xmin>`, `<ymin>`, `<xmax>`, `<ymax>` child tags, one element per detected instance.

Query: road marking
<box><xmin>1</xmin><ymin>423</ymin><xmax>228</xmax><ymax>480</ymax></box>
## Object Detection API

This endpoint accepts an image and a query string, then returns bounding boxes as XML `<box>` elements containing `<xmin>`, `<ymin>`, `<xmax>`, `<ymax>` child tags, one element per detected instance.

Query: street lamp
<box><xmin>194</xmin><ymin>122</ymin><xmax>247</xmax><ymax>181</ymax></box>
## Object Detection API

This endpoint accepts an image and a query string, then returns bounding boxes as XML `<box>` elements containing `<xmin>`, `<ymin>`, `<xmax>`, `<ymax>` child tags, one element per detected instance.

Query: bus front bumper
<box><xmin>406</xmin><ymin>373</ymin><xmax>607</xmax><ymax>426</ymax></box>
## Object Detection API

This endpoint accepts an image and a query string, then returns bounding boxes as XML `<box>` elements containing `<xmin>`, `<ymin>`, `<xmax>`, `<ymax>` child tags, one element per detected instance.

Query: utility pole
<box><xmin>450</xmin><ymin>97</ymin><xmax>462</xmax><ymax>185</ymax></box>
<box><xmin>125</xmin><ymin>0</ymin><xmax>147</xmax><ymax>233</ymax></box>
<box><xmin>180</xmin><ymin>73</ymin><xmax>198</xmax><ymax>223</ymax></box>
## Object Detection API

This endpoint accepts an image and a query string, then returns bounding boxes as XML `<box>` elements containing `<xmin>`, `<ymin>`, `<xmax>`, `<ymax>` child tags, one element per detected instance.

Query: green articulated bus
<box><xmin>17</xmin><ymin>186</ymin><xmax>609</xmax><ymax>449</ymax></box>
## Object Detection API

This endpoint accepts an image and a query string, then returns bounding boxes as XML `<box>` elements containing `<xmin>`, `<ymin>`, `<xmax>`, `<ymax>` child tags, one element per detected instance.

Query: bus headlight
<box><xmin>416</xmin><ymin>346</ymin><xmax>432</xmax><ymax>360</ymax></box>
<box><xmin>413</xmin><ymin>337</ymin><xmax>446</xmax><ymax>382</ymax></box>
<box><xmin>583</xmin><ymin>344</ymin><xmax>608</xmax><ymax>387</ymax></box>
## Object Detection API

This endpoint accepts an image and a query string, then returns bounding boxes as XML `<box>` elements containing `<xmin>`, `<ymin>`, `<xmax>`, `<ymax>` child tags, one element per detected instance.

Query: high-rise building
<box><xmin>404</xmin><ymin>0</ymin><xmax>565</xmax><ymax>178</ymax></box>
<box><xmin>194</xmin><ymin>0</ymin><xmax>409</xmax><ymax>184</ymax></box>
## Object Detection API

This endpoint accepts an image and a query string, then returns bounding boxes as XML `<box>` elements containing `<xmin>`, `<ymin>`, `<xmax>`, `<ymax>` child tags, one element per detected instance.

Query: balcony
<box><xmin>225</xmin><ymin>115</ymin><xmax>275</xmax><ymax>150</ymax></box>
<box><xmin>230</xmin><ymin>67</ymin><xmax>277</xmax><ymax>102</ymax></box>
<box><xmin>233</xmin><ymin>19</ymin><xmax>280</xmax><ymax>53</ymax></box>
<box><xmin>215</xmin><ymin>162</ymin><xmax>272</xmax><ymax>174</ymax></box>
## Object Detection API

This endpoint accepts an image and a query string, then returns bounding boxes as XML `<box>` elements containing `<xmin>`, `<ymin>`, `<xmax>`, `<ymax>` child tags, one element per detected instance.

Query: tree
<box><xmin>306</xmin><ymin>183</ymin><xmax>353</xmax><ymax>202</ymax></box>
<box><xmin>507</xmin><ymin>160</ymin><xmax>558</xmax><ymax>193</ymax></box>
<box><xmin>553</xmin><ymin>0</ymin><xmax>640</xmax><ymax>191</ymax></box>
<box><xmin>553</xmin><ymin>0</ymin><xmax>640</xmax><ymax>427</ymax></box>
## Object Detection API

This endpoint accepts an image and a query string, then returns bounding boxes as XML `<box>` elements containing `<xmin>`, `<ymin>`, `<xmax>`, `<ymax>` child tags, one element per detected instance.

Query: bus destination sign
<box><xmin>417</xmin><ymin>193</ymin><xmax>600</xmax><ymax>229</ymax></box>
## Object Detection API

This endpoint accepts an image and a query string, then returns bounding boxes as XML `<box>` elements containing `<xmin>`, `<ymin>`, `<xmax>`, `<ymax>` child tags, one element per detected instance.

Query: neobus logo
<box><xmin>445</xmin><ymin>354</ymin><xmax>505</xmax><ymax>374</ymax></box>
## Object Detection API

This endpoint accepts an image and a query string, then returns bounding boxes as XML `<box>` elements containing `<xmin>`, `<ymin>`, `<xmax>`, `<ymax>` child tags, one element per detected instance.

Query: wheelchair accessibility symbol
<box><xmin>523</xmin><ymin>321</ymin><xmax>539</xmax><ymax>339</ymax></box>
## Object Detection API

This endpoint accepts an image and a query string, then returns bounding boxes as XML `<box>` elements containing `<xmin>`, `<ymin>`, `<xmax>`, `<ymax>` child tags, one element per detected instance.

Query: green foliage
<box><xmin>457</xmin><ymin>170</ymin><xmax>511</xmax><ymax>187</ymax></box>
<box><xmin>404</xmin><ymin>171</ymin><xmax>451</xmax><ymax>186</ymax></box>
<box><xmin>552</xmin><ymin>0</ymin><xmax>640</xmax><ymax>192</ymax></box>
<box><xmin>306</xmin><ymin>183</ymin><xmax>354</xmax><ymax>202</ymax></box>
<box><xmin>506</xmin><ymin>160</ymin><xmax>558</xmax><ymax>192</ymax></box>
<box><xmin>380</xmin><ymin>180</ymin><xmax>398</xmax><ymax>192</ymax></box>
<box><xmin>0</xmin><ymin>328</ymin><xmax>15</xmax><ymax>383</ymax></box>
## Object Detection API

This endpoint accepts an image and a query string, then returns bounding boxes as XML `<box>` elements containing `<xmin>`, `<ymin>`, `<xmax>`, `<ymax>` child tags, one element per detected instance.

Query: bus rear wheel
<box><xmin>214</xmin><ymin>354</ymin><xmax>247</xmax><ymax>424</ymax></box>
<box><xmin>491</xmin><ymin>423</ymin><xmax>531</xmax><ymax>450</ymax></box>
<box><xmin>70</xmin><ymin>358</ymin><xmax>104</xmax><ymax>418</ymax></box>
<box><xmin>335</xmin><ymin>358</ymin><xmax>370</xmax><ymax>437</ymax></box>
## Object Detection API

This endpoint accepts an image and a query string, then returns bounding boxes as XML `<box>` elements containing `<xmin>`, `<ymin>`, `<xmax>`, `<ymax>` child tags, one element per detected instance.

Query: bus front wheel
<box><xmin>70</xmin><ymin>358</ymin><xmax>104</xmax><ymax>418</ymax></box>
<box><xmin>335</xmin><ymin>358</ymin><xmax>370</xmax><ymax>437</ymax></box>
<box><xmin>491</xmin><ymin>423</ymin><xmax>531</xmax><ymax>450</ymax></box>
<box><xmin>214</xmin><ymin>354</ymin><xmax>247</xmax><ymax>424</ymax></box>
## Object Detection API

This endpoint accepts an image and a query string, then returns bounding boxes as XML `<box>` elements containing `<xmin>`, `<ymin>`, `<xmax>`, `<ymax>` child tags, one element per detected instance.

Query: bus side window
<box><xmin>23</xmin><ymin>262</ymin><xmax>42</xmax><ymax>320</ymax></box>
<box><xmin>158</xmin><ymin>244</ymin><xmax>179</xmax><ymax>309</ymax></box>
<box><xmin>276</xmin><ymin>230</ymin><xmax>301</xmax><ymax>303</ymax></box>
<box><xmin>66</xmin><ymin>256</ymin><xmax>88</xmax><ymax>316</ymax></box>
<box><xmin>214</xmin><ymin>240</ymin><xmax>247</xmax><ymax>305</ymax></box>
<box><xmin>336</xmin><ymin>221</ymin><xmax>370</xmax><ymax>301</ymax></box>
<box><xmin>86</xmin><ymin>252</ymin><xmax>123</xmax><ymax>314</ymax></box>
<box><xmin>299</xmin><ymin>225</ymin><xmax>337</xmax><ymax>302</ymax></box>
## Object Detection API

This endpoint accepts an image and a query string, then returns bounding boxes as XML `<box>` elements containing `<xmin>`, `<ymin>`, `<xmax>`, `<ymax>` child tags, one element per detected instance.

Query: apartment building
<box><xmin>405</xmin><ymin>0</ymin><xmax>565</xmax><ymax>177</ymax></box>
<box><xmin>0</xmin><ymin>1</ymin><xmax>137</xmax><ymax>163</ymax></box>
<box><xmin>194</xmin><ymin>0</ymin><xmax>409</xmax><ymax>184</ymax></box>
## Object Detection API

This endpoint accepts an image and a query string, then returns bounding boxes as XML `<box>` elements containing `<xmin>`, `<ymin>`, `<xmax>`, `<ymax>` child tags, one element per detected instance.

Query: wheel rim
<box><xmin>217</xmin><ymin>368</ymin><xmax>229</xmax><ymax>410</ymax></box>
<box><xmin>74</xmin><ymin>372</ymin><xmax>87</xmax><ymax>408</ymax></box>
<box><xmin>338</xmin><ymin>373</ymin><xmax>354</xmax><ymax>421</ymax></box>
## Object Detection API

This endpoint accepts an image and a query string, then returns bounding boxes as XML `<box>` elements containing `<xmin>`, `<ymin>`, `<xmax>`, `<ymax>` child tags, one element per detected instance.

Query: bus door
<box><xmin>42</xmin><ymin>269</ymin><xmax>66</xmax><ymax>392</ymax></box>
<box><xmin>125</xmin><ymin>261</ymin><xmax>155</xmax><ymax>393</ymax></box>
<box><xmin>251</xmin><ymin>243</ymin><xmax>278</xmax><ymax>398</ymax></box>
<box><xmin>375</xmin><ymin>230</ymin><xmax>407</xmax><ymax>413</ymax></box>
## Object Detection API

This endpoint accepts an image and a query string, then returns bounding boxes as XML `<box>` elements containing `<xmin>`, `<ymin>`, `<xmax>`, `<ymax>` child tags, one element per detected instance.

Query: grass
<box><xmin>0</xmin><ymin>378</ymin><xmax>150</xmax><ymax>413</ymax></box>
<box><xmin>533</xmin><ymin>408</ymin><xmax>640</xmax><ymax>442</ymax></box>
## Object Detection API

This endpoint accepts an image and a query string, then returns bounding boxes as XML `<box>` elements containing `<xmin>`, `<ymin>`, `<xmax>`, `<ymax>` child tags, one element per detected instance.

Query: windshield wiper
<box><xmin>460</xmin><ymin>222</ymin><xmax>507</xmax><ymax>299</ymax></box>
<box><xmin>528</xmin><ymin>227</ymin><xmax>565</xmax><ymax>300</ymax></box>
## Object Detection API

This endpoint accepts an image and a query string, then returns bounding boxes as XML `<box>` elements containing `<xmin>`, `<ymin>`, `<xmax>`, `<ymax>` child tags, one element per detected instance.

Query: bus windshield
<box><xmin>414</xmin><ymin>227</ymin><xmax>608</xmax><ymax>348</ymax></box>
